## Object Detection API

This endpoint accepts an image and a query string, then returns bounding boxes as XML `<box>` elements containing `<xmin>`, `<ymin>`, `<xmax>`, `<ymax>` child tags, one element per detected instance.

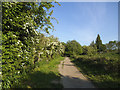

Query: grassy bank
<box><xmin>14</xmin><ymin>56</ymin><xmax>65</xmax><ymax>88</ymax></box>
<box><xmin>71</xmin><ymin>52</ymin><xmax>120</xmax><ymax>88</ymax></box>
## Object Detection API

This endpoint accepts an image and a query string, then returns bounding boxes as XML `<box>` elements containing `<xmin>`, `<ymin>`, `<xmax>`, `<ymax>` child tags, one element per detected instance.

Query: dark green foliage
<box><xmin>100</xmin><ymin>44</ymin><xmax>106</xmax><ymax>52</ymax></box>
<box><xmin>106</xmin><ymin>40</ymin><xmax>118</xmax><ymax>52</ymax></box>
<box><xmin>82</xmin><ymin>41</ymin><xmax>97</xmax><ymax>55</ymax></box>
<box><xmin>2</xmin><ymin>2</ymin><xmax>64</xmax><ymax>88</ymax></box>
<box><xmin>90</xmin><ymin>40</ymin><xmax>95</xmax><ymax>47</ymax></box>
<box><xmin>118</xmin><ymin>41</ymin><xmax>120</xmax><ymax>54</ymax></box>
<box><xmin>82</xmin><ymin>45</ymin><xmax>97</xmax><ymax>56</ymax></box>
<box><xmin>71</xmin><ymin>52</ymin><xmax>120</xmax><ymax>88</ymax></box>
<box><xmin>64</xmin><ymin>34</ymin><xmax>119</xmax><ymax>88</ymax></box>
<box><xmin>95</xmin><ymin>34</ymin><xmax>102</xmax><ymax>52</ymax></box>
<box><xmin>64</xmin><ymin>34</ymin><xmax>120</xmax><ymax>88</ymax></box>
<box><xmin>64</xmin><ymin>40</ymin><xmax>83</xmax><ymax>57</ymax></box>
<box><xmin>95</xmin><ymin>34</ymin><xmax>106</xmax><ymax>52</ymax></box>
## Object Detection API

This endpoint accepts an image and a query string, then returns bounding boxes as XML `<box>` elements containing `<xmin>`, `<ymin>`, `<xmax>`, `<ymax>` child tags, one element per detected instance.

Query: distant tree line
<box><xmin>64</xmin><ymin>34</ymin><xmax>119</xmax><ymax>57</ymax></box>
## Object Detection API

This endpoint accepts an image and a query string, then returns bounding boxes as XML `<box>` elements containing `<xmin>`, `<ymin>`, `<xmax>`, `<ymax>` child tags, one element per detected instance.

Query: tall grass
<box><xmin>71</xmin><ymin>52</ymin><xmax>120</xmax><ymax>88</ymax></box>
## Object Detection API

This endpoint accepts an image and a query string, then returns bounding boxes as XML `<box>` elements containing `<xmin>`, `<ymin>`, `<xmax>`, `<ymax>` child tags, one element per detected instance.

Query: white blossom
<box><xmin>32</xmin><ymin>40</ymin><xmax>34</xmax><ymax>44</ymax></box>
<box><xmin>26</xmin><ymin>29</ymin><xmax>29</xmax><ymax>33</ymax></box>
<box><xmin>46</xmin><ymin>50</ymin><xmax>50</xmax><ymax>54</ymax></box>
<box><xmin>40</xmin><ymin>52</ymin><xmax>43</xmax><ymax>54</ymax></box>
<box><xmin>17</xmin><ymin>40</ymin><xmax>20</xmax><ymax>44</ymax></box>
<box><xmin>21</xmin><ymin>43</ymin><xmax>23</xmax><ymax>46</ymax></box>
<box><xmin>18</xmin><ymin>71</ymin><xmax>20</xmax><ymax>74</ymax></box>
<box><xmin>26</xmin><ymin>23</ymin><xmax>29</xmax><ymax>25</ymax></box>
<box><xmin>10</xmin><ymin>19</ymin><xmax>12</xmax><ymax>21</ymax></box>
<box><xmin>33</xmin><ymin>29</ymin><xmax>38</xmax><ymax>35</ymax></box>
<box><xmin>51</xmin><ymin>46</ymin><xmax>54</xmax><ymax>49</ymax></box>
<box><xmin>26</xmin><ymin>16</ymin><xmax>28</xmax><ymax>18</ymax></box>
<box><xmin>32</xmin><ymin>26</ymin><xmax>34</xmax><ymax>29</ymax></box>
<box><xmin>23</xmin><ymin>27</ymin><xmax>26</xmax><ymax>29</ymax></box>
<box><xmin>13</xmin><ymin>34</ymin><xmax>16</xmax><ymax>37</ymax></box>
<box><xmin>18</xmin><ymin>55</ymin><xmax>21</xmax><ymax>57</ymax></box>
<box><xmin>21</xmin><ymin>63</ymin><xmax>25</xmax><ymax>67</ymax></box>
<box><xmin>23</xmin><ymin>24</ymin><xmax>26</xmax><ymax>27</ymax></box>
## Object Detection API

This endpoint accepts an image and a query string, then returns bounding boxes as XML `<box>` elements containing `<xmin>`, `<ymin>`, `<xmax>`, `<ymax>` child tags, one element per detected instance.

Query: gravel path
<box><xmin>58</xmin><ymin>57</ymin><xmax>95</xmax><ymax>88</ymax></box>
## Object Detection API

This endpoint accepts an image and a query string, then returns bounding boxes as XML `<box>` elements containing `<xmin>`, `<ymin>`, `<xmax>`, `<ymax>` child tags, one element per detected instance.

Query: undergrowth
<box><xmin>71</xmin><ymin>52</ymin><xmax>120</xmax><ymax>88</ymax></box>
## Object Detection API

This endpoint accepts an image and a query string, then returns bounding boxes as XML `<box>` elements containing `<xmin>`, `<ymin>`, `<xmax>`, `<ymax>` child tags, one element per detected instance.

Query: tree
<box><xmin>82</xmin><ymin>45</ymin><xmax>88</xmax><ymax>55</ymax></box>
<box><xmin>118</xmin><ymin>41</ymin><xmax>120</xmax><ymax>54</ymax></box>
<box><xmin>95</xmin><ymin>34</ymin><xmax>106</xmax><ymax>52</ymax></box>
<box><xmin>82</xmin><ymin>45</ymin><xmax>97</xmax><ymax>55</ymax></box>
<box><xmin>65</xmin><ymin>40</ymin><xmax>83</xmax><ymax>57</ymax></box>
<box><xmin>95</xmin><ymin>34</ymin><xmax>102</xmax><ymax>52</ymax></box>
<box><xmin>90</xmin><ymin>40</ymin><xmax>95</xmax><ymax>47</ymax></box>
<box><xmin>101</xmin><ymin>44</ymin><xmax>106</xmax><ymax>52</ymax></box>
<box><xmin>106</xmin><ymin>40</ymin><xmax>117</xmax><ymax>51</ymax></box>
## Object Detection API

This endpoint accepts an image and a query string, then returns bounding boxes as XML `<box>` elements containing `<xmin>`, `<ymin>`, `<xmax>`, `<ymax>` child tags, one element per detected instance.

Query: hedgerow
<box><xmin>2</xmin><ymin>2</ymin><xmax>64</xmax><ymax>88</ymax></box>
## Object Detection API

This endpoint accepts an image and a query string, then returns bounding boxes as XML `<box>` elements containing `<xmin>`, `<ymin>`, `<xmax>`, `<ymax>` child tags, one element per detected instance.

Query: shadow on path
<box><xmin>59</xmin><ymin>57</ymin><xmax>95</xmax><ymax>88</ymax></box>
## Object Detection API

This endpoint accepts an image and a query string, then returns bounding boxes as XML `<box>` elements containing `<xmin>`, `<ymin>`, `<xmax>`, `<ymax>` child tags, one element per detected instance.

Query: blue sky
<box><xmin>48</xmin><ymin>2</ymin><xmax>118</xmax><ymax>46</ymax></box>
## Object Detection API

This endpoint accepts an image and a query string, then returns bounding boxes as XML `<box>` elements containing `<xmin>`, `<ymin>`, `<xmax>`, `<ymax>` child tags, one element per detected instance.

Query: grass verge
<box><xmin>15</xmin><ymin>56</ymin><xmax>65</xmax><ymax>88</ymax></box>
<box><xmin>71</xmin><ymin>53</ymin><xmax>120</xmax><ymax>88</ymax></box>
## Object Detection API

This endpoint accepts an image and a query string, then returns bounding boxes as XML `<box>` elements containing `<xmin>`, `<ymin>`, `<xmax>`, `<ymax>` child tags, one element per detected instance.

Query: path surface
<box><xmin>58</xmin><ymin>57</ymin><xmax>95</xmax><ymax>88</ymax></box>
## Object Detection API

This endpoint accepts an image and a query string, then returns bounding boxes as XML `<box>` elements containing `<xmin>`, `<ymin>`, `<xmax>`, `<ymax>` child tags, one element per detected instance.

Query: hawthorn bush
<box><xmin>2</xmin><ymin>2</ymin><xmax>64</xmax><ymax>88</ymax></box>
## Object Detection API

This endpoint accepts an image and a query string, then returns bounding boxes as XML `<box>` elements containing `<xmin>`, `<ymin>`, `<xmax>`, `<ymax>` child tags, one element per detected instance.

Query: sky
<box><xmin>48</xmin><ymin>2</ymin><xmax>118</xmax><ymax>46</ymax></box>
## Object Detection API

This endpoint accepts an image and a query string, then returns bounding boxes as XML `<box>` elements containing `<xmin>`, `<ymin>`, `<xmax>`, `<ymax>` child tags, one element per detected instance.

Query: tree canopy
<box><xmin>95</xmin><ymin>34</ymin><xmax>106</xmax><ymax>52</ymax></box>
<box><xmin>65</xmin><ymin>40</ymin><xmax>83</xmax><ymax>57</ymax></box>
